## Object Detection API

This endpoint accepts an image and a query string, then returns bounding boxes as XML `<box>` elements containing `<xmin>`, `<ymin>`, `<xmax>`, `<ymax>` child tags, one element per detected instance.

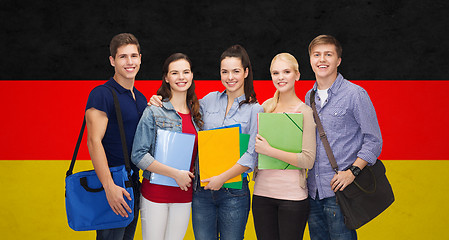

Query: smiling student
<box><xmin>85</xmin><ymin>33</ymin><xmax>147</xmax><ymax>240</ymax></box>
<box><xmin>131</xmin><ymin>53</ymin><xmax>202</xmax><ymax>240</ymax></box>
<box><xmin>149</xmin><ymin>44</ymin><xmax>263</xmax><ymax>240</ymax></box>
<box><xmin>191</xmin><ymin>45</ymin><xmax>263</xmax><ymax>240</ymax></box>
<box><xmin>305</xmin><ymin>35</ymin><xmax>382</xmax><ymax>240</ymax></box>
<box><xmin>252</xmin><ymin>53</ymin><xmax>316</xmax><ymax>240</ymax></box>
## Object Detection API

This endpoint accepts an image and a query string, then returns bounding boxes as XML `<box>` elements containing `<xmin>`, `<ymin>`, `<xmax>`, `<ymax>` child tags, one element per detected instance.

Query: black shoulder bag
<box><xmin>310</xmin><ymin>90</ymin><xmax>395</xmax><ymax>229</ymax></box>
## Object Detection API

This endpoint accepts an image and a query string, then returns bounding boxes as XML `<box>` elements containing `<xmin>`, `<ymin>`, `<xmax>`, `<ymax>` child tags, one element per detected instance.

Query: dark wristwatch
<box><xmin>349</xmin><ymin>165</ymin><xmax>361</xmax><ymax>177</ymax></box>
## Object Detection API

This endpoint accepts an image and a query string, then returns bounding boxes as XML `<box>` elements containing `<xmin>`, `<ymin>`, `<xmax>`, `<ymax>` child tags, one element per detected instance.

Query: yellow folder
<box><xmin>198</xmin><ymin>126</ymin><xmax>242</xmax><ymax>186</ymax></box>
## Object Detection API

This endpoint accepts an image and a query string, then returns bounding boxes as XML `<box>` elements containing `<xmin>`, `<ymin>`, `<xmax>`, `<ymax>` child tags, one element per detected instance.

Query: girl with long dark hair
<box><xmin>191</xmin><ymin>45</ymin><xmax>263</xmax><ymax>240</ymax></box>
<box><xmin>132</xmin><ymin>53</ymin><xmax>202</xmax><ymax>240</ymax></box>
<box><xmin>149</xmin><ymin>45</ymin><xmax>263</xmax><ymax>239</ymax></box>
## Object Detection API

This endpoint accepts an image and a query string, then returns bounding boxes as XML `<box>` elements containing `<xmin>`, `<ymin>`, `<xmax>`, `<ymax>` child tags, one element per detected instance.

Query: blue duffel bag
<box><xmin>65</xmin><ymin>165</ymin><xmax>134</xmax><ymax>231</ymax></box>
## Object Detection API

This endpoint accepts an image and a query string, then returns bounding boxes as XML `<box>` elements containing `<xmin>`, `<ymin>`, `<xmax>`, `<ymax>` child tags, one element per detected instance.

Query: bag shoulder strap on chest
<box><xmin>310</xmin><ymin>90</ymin><xmax>338</xmax><ymax>173</ymax></box>
<box><xmin>66</xmin><ymin>85</ymin><xmax>132</xmax><ymax>180</ymax></box>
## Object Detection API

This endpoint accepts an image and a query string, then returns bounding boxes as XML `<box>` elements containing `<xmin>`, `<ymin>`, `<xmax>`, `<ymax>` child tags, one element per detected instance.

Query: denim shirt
<box><xmin>131</xmin><ymin>101</ymin><xmax>200</xmax><ymax>184</ymax></box>
<box><xmin>200</xmin><ymin>91</ymin><xmax>264</xmax><ymax>173</ymax></box>
<box><xmin>305</xmin><ymin>73</ymin><xmax>383</xmax><ymax>200</ymax></box>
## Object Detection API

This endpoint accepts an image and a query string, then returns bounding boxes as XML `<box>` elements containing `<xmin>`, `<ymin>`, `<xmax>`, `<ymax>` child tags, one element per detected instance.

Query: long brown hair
<box><xmin>157</xmin><ymin>53</ymin><xmax>203</xmax><ymax>129</ymax></box>
<box><xmin>220</xmin><ymin>44</ymin><xmax>258</xmax><ymax>106</ymax></box>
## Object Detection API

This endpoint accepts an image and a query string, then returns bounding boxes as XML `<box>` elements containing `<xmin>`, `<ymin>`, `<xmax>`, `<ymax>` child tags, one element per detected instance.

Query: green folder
<box><xmin>222</xmin><ymin>133</ymin><xmax>250</xmax><ymax>189</ymax></box>
<box><xmin>257</xmin><ymin>113</ymin><xmax>303</xmax><ymax>170</ymax></box>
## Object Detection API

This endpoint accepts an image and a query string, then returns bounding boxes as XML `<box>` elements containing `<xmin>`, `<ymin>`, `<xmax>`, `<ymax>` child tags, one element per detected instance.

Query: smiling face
<box><xmin>309</xmin><ymin>44</ymin><xmax>341</xmax><ymax>82</ymax></box>
<box><xmin>220</xmin><ymin>57</ymin><xmax>248</xmax><ymax>96</ymax></box>
<box><xmin>270</xmin><ymin>58</ymin><xmax>300</xmax><ymax>93</ymax></box>
<box><xmin>164</xmin><ymin>59</ymin><xmax>193</xmax><ymax>94</ymax></box>
<box><xmin>109</xmin><ymin>44</ymin><xmax>141</xmax><ymax>82</ymax></box>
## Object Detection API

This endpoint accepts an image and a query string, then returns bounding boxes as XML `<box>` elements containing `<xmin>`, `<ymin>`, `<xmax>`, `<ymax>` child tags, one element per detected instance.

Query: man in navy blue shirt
<box><xmin>305</xmin><ymin>35</ymin><xmax>382</xmax><ymax>240</ymax></box>
<box><xmin>85</xmin><ymin>33</ymin><xmax>147</xmax><ymax>240</ymax></box>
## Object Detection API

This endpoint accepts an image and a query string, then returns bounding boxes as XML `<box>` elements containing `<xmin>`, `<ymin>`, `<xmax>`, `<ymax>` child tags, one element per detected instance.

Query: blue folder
<box><xmin>210</xmin><ymin>124</ymin><xmax>242</xmax><ymax>133</ymax></box>
<box><xmin>150</xmin><ymin>129</ymin><xmax>196</xmax><ymax>187</ymax></box>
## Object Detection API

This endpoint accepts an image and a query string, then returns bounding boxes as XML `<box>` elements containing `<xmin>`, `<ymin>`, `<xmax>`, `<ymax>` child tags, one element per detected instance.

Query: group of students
<box><xmin>85</xmin><ymin>33</ymin><xmax>383</xmax><ymax>240</ymax></box>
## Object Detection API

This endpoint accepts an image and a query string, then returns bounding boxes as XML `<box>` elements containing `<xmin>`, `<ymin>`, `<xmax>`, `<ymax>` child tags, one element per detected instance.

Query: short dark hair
<box><xmin>109</xmin><ymin>33</ymin><xmax>140</xmax><ymax>58</ymax></box>
<box><xmin>308</xmin><ymin>35</ymin><xmax>342</xmax><ymax>58</ymax></box>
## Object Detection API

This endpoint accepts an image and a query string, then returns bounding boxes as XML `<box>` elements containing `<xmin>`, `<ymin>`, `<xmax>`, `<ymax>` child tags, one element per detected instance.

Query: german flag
<box><xmin>1</xmin><ymin>79</ymin><xmax>448</xmax><ymax>239</ymax></box>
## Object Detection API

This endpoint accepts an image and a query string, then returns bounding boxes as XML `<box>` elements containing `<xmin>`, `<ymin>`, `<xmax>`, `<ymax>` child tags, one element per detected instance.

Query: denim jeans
<box><xmin>96</xmin><ymin>181</ymin><xmax>141</xmax><ymax>240</ymax></box>
<box><xmin>192</xmin><ymin>178</ymin><xmax>250</xmax><ymax>240</ymax></box>
<box><xmin>308</xmin><ymin>195</ymin><xmax>357</xmax><ymax>240</ymax></box>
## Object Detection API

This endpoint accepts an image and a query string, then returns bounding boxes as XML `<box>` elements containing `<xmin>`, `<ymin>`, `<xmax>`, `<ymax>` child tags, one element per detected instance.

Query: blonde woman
<box><xmin>253</xmin><ymin>53</ymin><xmax>316</xmax><ymax>240</ymax></box>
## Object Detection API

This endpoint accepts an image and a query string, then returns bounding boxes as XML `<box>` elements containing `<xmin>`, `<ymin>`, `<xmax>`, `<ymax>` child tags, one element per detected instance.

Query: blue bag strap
<box><xmin>66</xmin><ymin>84</ymin><xmax>133</xmax><ymax>184</ymax></box>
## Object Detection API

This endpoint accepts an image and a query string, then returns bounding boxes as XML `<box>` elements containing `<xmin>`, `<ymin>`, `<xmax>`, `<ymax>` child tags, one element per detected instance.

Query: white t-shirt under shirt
<box><xmin>317</xmin><ymin>88</ymin><xmax>329</xmax><ymax>107</ymax></box>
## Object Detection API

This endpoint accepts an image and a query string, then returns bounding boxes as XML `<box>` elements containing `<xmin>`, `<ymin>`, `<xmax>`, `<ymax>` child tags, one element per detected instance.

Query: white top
<box><xmin>317</xmin><ymin>88</ymin><xmax>329</xmax><ymax>107</ymax></box>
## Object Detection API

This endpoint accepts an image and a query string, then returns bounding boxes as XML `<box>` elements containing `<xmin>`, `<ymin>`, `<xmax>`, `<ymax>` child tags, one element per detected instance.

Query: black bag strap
<box><xmin>106</xmin><ymin>85</ymin><xmax>132</xmax><ymax>176</ymax></box>
<box><xmin>66</xmin><ymin>117</ymin><xmax>86</xmax><ymax>176</ymax></box>
<box><xmin>310</xmin><ymin>90</ymin><xmax>339</xmax><ymax>173</ymax></box>
<box><xmin>66</xmin><ymin>85</ymin><xmax>132</xmax><ymax>179</ymax></box>
<box><xmin>80</xmin><ymin>170</ymin><xmax>134</xmax><ymax>192</ymax></box>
